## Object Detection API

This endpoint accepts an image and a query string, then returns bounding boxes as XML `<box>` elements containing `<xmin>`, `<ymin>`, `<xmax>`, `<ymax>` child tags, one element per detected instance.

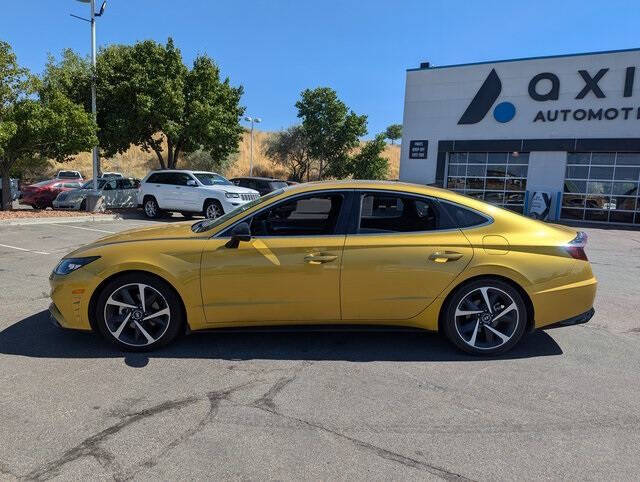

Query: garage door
<box><xmin>445</xmin><ymin>151</ymin><xmax>529</xmax><ymax>214</ymax></box>
<box><xmin>561</xmin><ymin>152</ymin><xmax>640</xmax><ymax>225</ymax></box>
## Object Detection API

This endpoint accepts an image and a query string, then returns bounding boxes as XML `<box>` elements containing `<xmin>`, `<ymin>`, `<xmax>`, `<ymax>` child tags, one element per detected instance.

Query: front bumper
<box><xmin>49</xmin><ymin>272</ymin><xmax>95</xmax><ymax>331</ymax></box>
<box><xmin>53</xmin><ymin>198</ymin><xmax>82</xmax><ymax>210</ymax></box>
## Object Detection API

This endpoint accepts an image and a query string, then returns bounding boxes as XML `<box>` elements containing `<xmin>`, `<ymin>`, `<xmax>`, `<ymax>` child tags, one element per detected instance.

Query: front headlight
<box><xmin>225</xmin><ymin>192</ymin><xmax>240</xmax><ymax>199</ymax></box>
<box><xmin>54</xmin><ymin>256</ymin><xmax>100</xmax><ymax>275</ymax></box>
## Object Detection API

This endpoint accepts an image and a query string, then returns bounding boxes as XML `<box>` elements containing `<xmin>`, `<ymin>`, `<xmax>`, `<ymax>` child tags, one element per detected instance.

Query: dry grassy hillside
<box><xmin>50</xmin><ymin>130</ymin><xmax>401</xmax><ymax>181</ymax></box>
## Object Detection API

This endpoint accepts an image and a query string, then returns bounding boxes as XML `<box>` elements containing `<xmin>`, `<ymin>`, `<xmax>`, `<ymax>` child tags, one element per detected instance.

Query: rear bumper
<box><xmin>542</xmin><ymin>307</ymin><xmax>595</xmax><ymax>329</ymax></box>
<box><xmin>531</xmin><ymin>274</ymin><xmax>597</xmax><ymax>329</ymax></box>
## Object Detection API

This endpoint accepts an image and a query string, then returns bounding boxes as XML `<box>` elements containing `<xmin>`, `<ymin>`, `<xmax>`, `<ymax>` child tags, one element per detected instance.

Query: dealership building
<box><xmin>399</xmin><ymin>48</ymin><xmax>640</xmax><ymax>225</ymax></box>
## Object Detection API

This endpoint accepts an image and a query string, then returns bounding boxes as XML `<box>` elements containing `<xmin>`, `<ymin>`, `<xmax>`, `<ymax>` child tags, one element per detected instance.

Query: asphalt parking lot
<box><xmin>0</xmin><ymin>218</ymin><xmax>639</xmax><ymax>480</ymax></box>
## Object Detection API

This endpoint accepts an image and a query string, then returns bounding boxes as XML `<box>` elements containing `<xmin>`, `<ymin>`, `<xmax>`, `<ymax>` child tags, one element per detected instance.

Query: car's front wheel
<box><xmin>143</xmin><ymin>196</ymin><xmax>160</xmax><ymax>219</ymax></box>
<box><xmin>94</xmin><ymin>273</ymin><xmax>184</xmax><ymax>351</ymax></box>
<box><xmin>203</xmin><ymin>200</ymin><xmax>223</xmax><ymax>219</ymax></box>
<box><xmin>442</xmin><ymin>278</ymin><xmax>527</xmax><ymax>356</ymax></box>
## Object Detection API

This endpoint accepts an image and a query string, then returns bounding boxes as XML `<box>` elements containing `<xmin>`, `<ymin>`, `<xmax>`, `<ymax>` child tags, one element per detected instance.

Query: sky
<box><xmin>2</xmin><ymin>0</ymin><xmax>639</xmax><ymax>137</ymax></box>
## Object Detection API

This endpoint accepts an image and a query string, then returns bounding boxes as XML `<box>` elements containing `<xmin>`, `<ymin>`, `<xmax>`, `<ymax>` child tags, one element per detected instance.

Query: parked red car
<box><xmin>21</xmin><ymin>180</ymin><xmax>84</xmax><ymax>209</ymax></box>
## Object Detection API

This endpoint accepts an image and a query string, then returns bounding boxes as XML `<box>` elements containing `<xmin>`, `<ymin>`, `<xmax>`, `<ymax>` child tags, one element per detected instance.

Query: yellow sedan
<box><xmin>49</xmin><ymin>180</ymin><xmax>597</xmax><ymax>355</ymax></box>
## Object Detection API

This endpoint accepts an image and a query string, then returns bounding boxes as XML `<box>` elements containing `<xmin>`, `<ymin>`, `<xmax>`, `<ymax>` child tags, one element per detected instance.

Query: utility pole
<box><xmin>244</xmin><ymin>116</ymin><xmax>261</xmax><ymax>176</ymax></box>
<box><xmin>72</xmin><ymin>0</ymin><xmax>106</xmax><ymax>192</ymax></box>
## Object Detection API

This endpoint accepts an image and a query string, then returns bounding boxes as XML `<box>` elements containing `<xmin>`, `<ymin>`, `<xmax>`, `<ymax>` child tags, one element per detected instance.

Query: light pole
<box><xmin>71</xmin><ymin>0</ymin><xmax>106</xmax><ymax>192</ymax></box>
<box><xmin>244</xmin><ymin>116</ymin><xmax>261</xmax><ymax>176</ymax></box>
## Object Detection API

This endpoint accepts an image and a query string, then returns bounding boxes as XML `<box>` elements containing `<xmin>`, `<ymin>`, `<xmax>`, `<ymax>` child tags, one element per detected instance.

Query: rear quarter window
<box><xmin>441</xmin><ymin>201</ymin><xmax>490</xmax><ymax>228</ymax></box>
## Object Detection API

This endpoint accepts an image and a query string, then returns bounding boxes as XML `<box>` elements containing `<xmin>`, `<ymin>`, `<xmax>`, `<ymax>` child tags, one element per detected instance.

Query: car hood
<box><xmin>68</xmin><ymin>222</ymin><xmax>200</xmax><ymax>256</ymax></box>
<box><xmin>202</xmin><ymin>184</ymin><xmax>259</xmax><ymax>194</ymax></box>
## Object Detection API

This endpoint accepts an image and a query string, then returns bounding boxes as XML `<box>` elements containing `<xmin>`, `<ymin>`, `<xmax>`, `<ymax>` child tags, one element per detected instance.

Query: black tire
<box><xmin>203</xmin><ymin>199</ymin><xmax>224</xmax><ymax>219</ymax></box>
<box><xmin>180</xmin><ymin>212</ymin><xmax>194</xmax><ymax>219</ymax></box>
<box><xmin>143</xmin><ymin>196</ymin><xmax>160</xmax><ymax>219</ymax></box>
<box><xmin>79</xmin><ymin>199</ymin><xmax>87</xmax><ymax>211</ymax></box>
<box><xmin>442</xmin><ymin>278</ymin><xmax>527</xmax><ymax>356</ymax></box>
<box><xmin>94</xmin><ymin>273</ymin><xmax>184</xmax><ymax>352</ymax></box>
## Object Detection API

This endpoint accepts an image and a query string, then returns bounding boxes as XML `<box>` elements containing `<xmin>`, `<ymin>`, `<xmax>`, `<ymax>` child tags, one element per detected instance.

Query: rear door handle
<box><xmin>429</xmin><ymin>251</ymin><xmax>463</xmax><ymax>263</ymax></box>
<box><xmin>304</xmin><ymin>253</ymin><xmax>338</xmax><ymax>264</ymax></box>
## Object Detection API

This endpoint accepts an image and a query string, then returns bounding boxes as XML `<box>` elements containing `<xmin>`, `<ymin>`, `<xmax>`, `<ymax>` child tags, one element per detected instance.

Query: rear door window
<box><xmin>357</xmin><ymin>192</ymin><xmax>456</xmax><ymax>233</ymax></box>
<box><xmin>147</xmin><ymin>173</ymin><xmax>167</xmax><ymax>184</ymax></box>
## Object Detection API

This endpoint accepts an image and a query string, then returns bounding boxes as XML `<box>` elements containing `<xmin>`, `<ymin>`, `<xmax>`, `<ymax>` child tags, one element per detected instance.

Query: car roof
<box><xmin>232</xmin><ymin>176</ymin><xmax>284</xmax><ymax>181</ymax></box>
<box><xmin>282</xmin><ymin>180</ymin><xmax>499</xmax><ymax>210</ymax></box>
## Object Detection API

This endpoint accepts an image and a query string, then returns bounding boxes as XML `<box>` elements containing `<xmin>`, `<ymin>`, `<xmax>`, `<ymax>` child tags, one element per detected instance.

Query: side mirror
<box><xmin>186</xmin><ymin>179</ymin><xmax>197</xmax><ymax>186</ymax></box>
<box><xmin>225</xmin><ymin>222</ymin><xmax>251</xmax><ymax>248</ymax></box>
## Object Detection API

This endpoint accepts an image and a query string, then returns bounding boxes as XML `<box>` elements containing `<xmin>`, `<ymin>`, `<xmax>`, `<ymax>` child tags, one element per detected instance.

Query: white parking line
<box><xmin>0</xmin><ymin>243</ymin><xmax>50</xmax><ymax>255</ymax></box>
<box><xmin>56</xmin><ymin>224</ymin><xmax>115</xmax><ymax>234</ymax></box>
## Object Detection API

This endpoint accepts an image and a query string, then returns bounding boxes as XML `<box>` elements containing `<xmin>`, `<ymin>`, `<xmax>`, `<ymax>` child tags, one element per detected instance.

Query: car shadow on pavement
<box><xmin>0</xmin><ymin>310</ymin><xmax>563</xmax><ymax>364</ymax></box>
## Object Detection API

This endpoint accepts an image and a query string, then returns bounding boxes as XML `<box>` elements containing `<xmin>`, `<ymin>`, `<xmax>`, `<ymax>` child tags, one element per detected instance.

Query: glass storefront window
<box><xmin>614</xmin><ymin>167</ymin><xmax>640</xmax><ymax>181</ymax></box>
<box><xmin>562</xmin><ymin>152</ymin><xmax>640</xmax><ymax>224</ymax></box>
<box><xmin>468</xmin><ymin>152</ymin><xmax>487</xmax><ymax>163</ymax></box>
<box><xmin>446</xmin><ymin>151</ymin><xmax>528</xmax><ymax>213</ymax></box>
<box><xmin>567</xmin><ymin>152</ymin><xmax>590</xmax><ymax>165</ymax></box>
<box><xmin>591</xmin><ymin>152</ymin><xmax>616</xmax><ymax>165</ymax></box>
<box><xmin>488</xmin><ymin>152</ymin><xmax>508</xmax><ymax>163</ymax></box>
<box><xmin>617</xmin><ymin>153</ymin><xmax>640</xmax><ymax>165</ymax></box>
<box><xmin>508</xmin><ymin>152</ymin><xmax>529</xmax><ymax>164</ymax></box>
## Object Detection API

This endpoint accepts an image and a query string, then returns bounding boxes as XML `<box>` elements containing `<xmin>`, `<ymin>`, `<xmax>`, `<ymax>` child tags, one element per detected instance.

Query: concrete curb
<box><xmin>0</xmin><ymin>214</ymin><xmax>119</xmax><ymax>226</ymax></box>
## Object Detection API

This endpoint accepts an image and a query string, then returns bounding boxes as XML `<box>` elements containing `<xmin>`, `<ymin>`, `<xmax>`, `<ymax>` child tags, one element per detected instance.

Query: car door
<box><xmin>340</xmin><ymin>191</ymin><xmax>474</xmax><ymax>321</ymax></box>
<box><xmin>146</xmin><ymin>173</ymin><xmax>172</xmax><ymax>209</ymax></box>
<box><xmin>200</xmin><ymin>190</ymin><xmax>352</xmax><ymax>323</ymax></box>
<box><xmin>101</xmin><ymin>179</ymin><xmax>118</xmax><ymax>207</ymax></box>
<box><xmin>116</xmin><ymin>178</ymin><xmax>137</xmax><ymax>207</ymax></box>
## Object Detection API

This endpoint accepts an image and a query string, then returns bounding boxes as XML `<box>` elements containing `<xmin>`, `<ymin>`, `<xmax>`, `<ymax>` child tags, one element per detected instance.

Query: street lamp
<box><xmin>244</xmin><ymin>116</ymin><xmax>261</xmax><ymax>176</ymax></box>
<box><xmin>71</xmin><ymin>0</ymin><xmax>107</xmax><ymax>192</ymax></box>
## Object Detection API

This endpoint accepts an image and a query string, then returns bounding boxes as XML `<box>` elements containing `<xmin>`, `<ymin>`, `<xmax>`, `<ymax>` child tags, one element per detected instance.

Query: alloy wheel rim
<box><xmin>145</xmin><ymin>200</ymin><xmax>156</xmax><ymax>217</ymax></box>
<box><xmin>103</xmin><ymin>283</ymin><xmax>170</xmax><ymax>347</ymax></box>
<box><xmin>454</xmin><ymin>286</ymin><xmax>519</xmax><ymax>350</ymax></box>
<box><xmin>206</xmin><ymin>204</ymin><xmax>221</xmax><ymax>219</ymax></box>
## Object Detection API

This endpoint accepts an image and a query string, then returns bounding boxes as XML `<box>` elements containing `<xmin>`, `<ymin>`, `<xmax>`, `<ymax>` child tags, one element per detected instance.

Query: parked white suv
<box><xmin>138</xmin><ymin>170</ymin><xmax>260</xmax><ymax>219</ymax></box>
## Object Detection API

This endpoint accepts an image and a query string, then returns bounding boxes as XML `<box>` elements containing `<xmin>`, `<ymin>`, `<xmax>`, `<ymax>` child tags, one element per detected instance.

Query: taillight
<box><xmin>566</xmin><ymin>231</ymin><xmax>588</xmax><ymax>261</ymax></box>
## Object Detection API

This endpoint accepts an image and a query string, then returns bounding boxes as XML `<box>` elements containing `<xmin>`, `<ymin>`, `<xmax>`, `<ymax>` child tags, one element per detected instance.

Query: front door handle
<box><xmin>304</xmin><ymin>253</ymin><xmax>338</xmax><ymax>264</ymax></box>
<box><xmin>429</xmin><ymin>251</ymin><xmax>463</xmax><ymax>263</ymax></box>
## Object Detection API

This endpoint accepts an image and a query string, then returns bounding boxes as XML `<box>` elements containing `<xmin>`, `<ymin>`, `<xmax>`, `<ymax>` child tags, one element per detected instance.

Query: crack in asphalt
<box><xmin>250</xmin><ymin>375</ymin><xmax>474</xmax><ymax>481</ymax></box>
<box><xmin>12</xmin><ymin>365</ymin><xmax>473</xmax><ymax>482</ymax></box>
<box><xmin>114</xmin><ymin>380</ymin><xmax>258</xmax><ymax>481</ymax></box>
<box><xmin>23</xmin><ymin>396</ymin><xmax>200</xmax><ymax>481</ymax></box>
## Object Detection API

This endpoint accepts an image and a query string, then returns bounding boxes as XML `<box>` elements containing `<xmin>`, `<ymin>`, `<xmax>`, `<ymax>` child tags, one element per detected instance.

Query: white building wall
<box><xmin>400</xmin><ymin>49</ymin><xmax>640</xmax><ymax>185</ymax></box>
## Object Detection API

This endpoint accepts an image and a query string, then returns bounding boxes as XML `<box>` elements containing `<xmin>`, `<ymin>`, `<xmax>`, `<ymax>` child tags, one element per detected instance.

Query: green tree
<box><xmin>44</xmin><ymin>38</ymin><xmax>245</xmax><ymax>169</ymax></box>
<box><xmin>0</xmin><ymin>91</ymin><xmax>97</xmax><ymax>209</ymax></box>
<box><xmin>263</xmin><ymin>125</ymin><xmax>312</xmax><ymax>182</ymax></box>
<box><xmin>0</xmin><ymin>41</ymin><xmax>96</xmax><ymax>209</ymax></box>
<box><xmin>349</xmin><ymin>134</ymin><xmax>389</xmax><ymax>180</ymax></box>
<box><xmin>0</xmin><ymin>40</ymin><xmax>29</xmax><ymax>209</ymax></box>
<box><xmin>295</xmin><ymin>87</ymin><xmax>367</xmax><ymax>179</ymax></box>
<box><xmin>384</xmin><ymin>123</ymin><xmax>402</xmax><ymax>144</ymax></box>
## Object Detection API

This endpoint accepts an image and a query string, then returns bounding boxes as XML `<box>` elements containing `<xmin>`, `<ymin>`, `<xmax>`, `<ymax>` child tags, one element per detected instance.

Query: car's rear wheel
<box><xmin>442</xmin><ymin>278</ymin><xmax>527</xmax><ymax>356</ymax></box>
<box><xmin>143</xmin><ymin>196</ymin><xmax>160</xmax><ymax>219</ymax></box>
<box><xmin>203</xmin><ymin>200</ymin><xmax>223</xmax><ymax>219</ymax></box>
<box><xmin>94</xmin><ymin>273</ymin><xmax>183</xmax><ymax>351</ymax></box>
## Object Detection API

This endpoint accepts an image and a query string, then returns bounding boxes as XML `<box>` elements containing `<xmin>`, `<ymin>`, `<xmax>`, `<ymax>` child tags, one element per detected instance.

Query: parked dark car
<box><xmin>21</xmin><ymin>179</ymin><xmax>84</xmax><ymax>209</ymax></box>
<box><xmin>230</xmin><ymin>177</ymin><xmax>289</xmax><ymax>196</ymax></box>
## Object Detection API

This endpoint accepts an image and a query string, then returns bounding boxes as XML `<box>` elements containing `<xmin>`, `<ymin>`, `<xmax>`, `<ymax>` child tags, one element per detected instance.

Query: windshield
<box><xmin>58</xmin><ymin>171</ymin><xmax>79</xmax><ymax>178</ymax></box>
<box><xmin>82</xmin><ymin>179</ymin><xmax>106</xmax><ymax>189</ymax></box>
<box><xmin>194</xmin><ymin>173</ymin><xmax>232</xmax><ymax>186</ymax></box>
<box><xmin>269</xmin><ymin>181</ymin><xmax>288</xmax><ymax>190</ymax></box>
<box><xmin>192</xmin><ymin>189</ymin><xmax>285</xmax><ymax>233</ymax></box>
